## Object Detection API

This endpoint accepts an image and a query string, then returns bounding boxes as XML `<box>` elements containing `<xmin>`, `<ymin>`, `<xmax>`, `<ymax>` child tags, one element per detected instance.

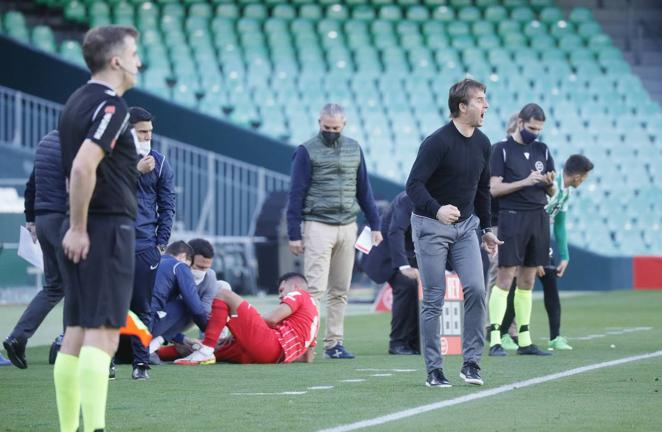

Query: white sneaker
<box><xmin>174</xmin><ymin>345</ymin><xmax>216</xmax><ymax>365</ymax></box>
<box><xmin>149</xmin><ymin>336</ymin><xmax>165</xmax><ymax>354</ymax></box>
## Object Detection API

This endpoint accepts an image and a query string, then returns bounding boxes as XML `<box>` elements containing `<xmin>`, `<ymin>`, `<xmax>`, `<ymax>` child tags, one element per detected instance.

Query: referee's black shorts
<box><xmin>58</xmin><ymin>215</ymin><xmax>135</xmax><ymax>329</ymax></box>
<box><xmin>497</xmin><ymin>208</ymin><xmax>550</xmax><ymax>268</ymax></box>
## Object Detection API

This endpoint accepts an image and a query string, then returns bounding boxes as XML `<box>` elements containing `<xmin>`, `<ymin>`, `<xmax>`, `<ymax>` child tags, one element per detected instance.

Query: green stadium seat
<box><xmin>31</xmin><ymin>25</ymin><xmax>56</xmax><ymax>53</ymax></box>
<box><xmin>472</xmin><ymin>20</ymin><xmax>495</xmax><ymax>36</ymax></box>
<box><xmin>497</xmin><ymin>20</ymin><xmax>520</xmax><ymax>36</ymax></box>
<box><xmin>458</xmin><ymin>7</ymin><xmax>482</xmax><ymax>22</ymax></box>
<box><xmin>65</xmin><ymin>1</ymin><xmax>87</xmax><ymax>24</ymax></box>
<box><xmin>550</xmin><ymin>20</ymin><xmax>574</xmax><ymax>39</ymax></box>
<box><xmin>60</xmin><ymin>39</ymin><xmax>85</xmax><ymax>65</ymax></box>
<box><xmin>327</xmin><ymin>4</ymin><xmax>349</xmax><ymax>20</ymax></box>
<box><xmin>484</xmin><ymin>5</ymin><xmax>507</xmax><ymax>22</ymax></box>
<box><xmin>379</xmin><ymin>5</ymin><xmax>402</xmax><ymax>21</ymax></box>
<box><xmin>502</xmin><ymin>32</ymin><xmax>527</xmax><ymax>48</ymax></box>
<box><xmin>559</xmin><ymin>34</ymin><xmax>584</xmax><ymax>51</ymax></box>
<box><xmin>588</xmin><ymin>34</ymin><xmax>612</xmax><ymax>51</ymax></box>
<box><xmin>511</xmin><ymin>6</ymin><xmax>535</xmax><ymax>23</ymax></box>
<box><xmin>447</xmin><ymin>22</ymin><xmax>470</xmax><ymax>37</ymax></box>
<box><xmin>299</xmin><ymin>4</ymin><xmax>322</xmax><ymax>20</ymax></box>
<box><xmin>216</xmin><ymin>4</ymin><xmax>240</xmax><ymax>18</ymax></box>
<box><xmin>531</xmin><ymin>33</ymin><xmax>555</xmax><ymax>49</ymax></box>
<box><xmin>569</xmin><ymin>7</ymin><xmax>593</xmax><ymax>24</ymax></box>
<box><xmin>476</xmin><ymin>0</ymin><xmax>500</xmax><ymax>7</ymax></box>
<box><xmin>352</xmin><ymin>5</ymin><xmax>376</xmax><ymax>20</ymax></box>
<box><xmin>432</xmin><ymin>6</ymin><xmax>455</xmax><ymax>22</ymax></box>
<box><xmin>406</xmin><ymin>6</ymin><xmax>429</xmax><ymax>22</ymax></box>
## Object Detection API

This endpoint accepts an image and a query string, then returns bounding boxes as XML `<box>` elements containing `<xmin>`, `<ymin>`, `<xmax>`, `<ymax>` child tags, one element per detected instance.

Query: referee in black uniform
<box><xmin>54</xmin><ymin>25</ymin><xmax>141</xmax><ymax>432</ymax></box>
<box><xmin>487</xmin><ymin>103</ymin><xmax>556</xmax><ymax>357</ymax></box>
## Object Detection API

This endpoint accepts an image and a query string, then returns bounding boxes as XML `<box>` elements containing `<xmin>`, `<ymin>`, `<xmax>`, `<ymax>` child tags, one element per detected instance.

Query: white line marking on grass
<box><xmin>340</xmin><ymin>379</ymin><xmax>366</xmax><ymax>383</ymax></box>
<box><xmin>308</xmin><ymin>386</ymin><xmax>334</xmax><ymax>390</ymax></box>
<box><xmin>232</xmin><ymin>391</ymin><xmax>308</xmax><ymax>396</ymax></box>
<box><xmin>318</xmin><ymin>350</ymin><xmax>662</xmax><ymax>432</ymax></box>
<box><xmin>371</xmin><ymin>374</ymin><xmax>392</xmax><ymax>377</ymax></box>
<box><xmin>392</xmin><ymin>369</ymin><xmax>417</xmax><ymax>373</ymax></box>
<box><xmin>356</xmin><ymin>368</ymin><xmax>418</xmax><ymax>372</ymax></box>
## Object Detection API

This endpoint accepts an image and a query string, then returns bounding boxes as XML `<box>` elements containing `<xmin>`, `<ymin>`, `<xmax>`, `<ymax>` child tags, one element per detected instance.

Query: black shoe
<box><xmin>426</xmin><ymin>368</ymin><xmax>452</xmax><ymax>388</ymax></box>
<box><xmin>517</xmin><ymin>344</ymin><xmax>552</xmax><ymax>356</ymax></box>
<box><xmin>488</xmin><ymin>344</ymin><xmax>507</xmax><ymax>357</ymax></box>
<box><xmin>109</xmin><ymin>360</ymin><xmax>117</xmax><ymax>380</ymax></box>
<box><xmin>388</xmin><ymin>345</ymin><xmax>417</xmax><ymax>355</ymax></box>
<box><xmin>148</xmin><ymin>352</ymin><xmax>162</xmax><ymax>365</ymax></box>
<box><xmin>3</xmin><ymin>337</ymin><xmax>27</xmax><ymax>369</ymax></box>
<box><xmin>49</xmin><ymin>334</ymin><xmax>63</xmax><ymax>365</ymax></box>
<box><xmin>460</xmin><ymin>362</ymin><xmax>484</xmax><ymax>386</ymax></box>
<box><xmin>132</xmin><ymin>363</ymin><xmax>150</xmax><ymax>380</ymax></box>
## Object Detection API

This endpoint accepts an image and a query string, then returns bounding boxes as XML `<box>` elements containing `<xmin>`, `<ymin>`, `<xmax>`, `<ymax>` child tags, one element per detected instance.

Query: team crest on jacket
<box><xmin>535</xmin><ymin>161</ymin><xmax>544</xmax><ymax>172</ymax></box>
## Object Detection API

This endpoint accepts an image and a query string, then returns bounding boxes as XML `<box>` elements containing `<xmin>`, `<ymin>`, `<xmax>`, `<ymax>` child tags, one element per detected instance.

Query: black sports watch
<box><xmin>480</xmin><ymin>228</ymin><xmax>492</xmax><ymax>235</ymax></box>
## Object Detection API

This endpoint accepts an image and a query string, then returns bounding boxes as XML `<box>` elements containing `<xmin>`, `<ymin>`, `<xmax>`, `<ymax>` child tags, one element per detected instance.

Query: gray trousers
<box><xmin>411</xmin><ymin>214</ymin><xmax>486</xmax><ymax>373</ymax></box>
<box><xmin>9</xmin><ymin>212</ymin><xmax>65</xmax><ymax>342</ymax></box>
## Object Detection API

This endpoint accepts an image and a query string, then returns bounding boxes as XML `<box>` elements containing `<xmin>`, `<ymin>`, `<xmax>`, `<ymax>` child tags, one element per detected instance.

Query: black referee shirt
<box><xmin>59</xmin><ymin>81</ymin><xmax>139</xmax><ymax>219</ymax></box>
<box><xmin>490</xmin><ymin>136</ymin><xmax>555</xmax><ymax>211</ymax></box>
<box><xmin>405</xmin><ymin>121</ymin><xmax>491</xmax><ymax>229</ymax></box>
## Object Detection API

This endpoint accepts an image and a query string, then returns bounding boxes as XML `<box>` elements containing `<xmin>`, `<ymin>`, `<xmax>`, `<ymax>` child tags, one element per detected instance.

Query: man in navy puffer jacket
<box><xmin>3</xmin><ymin>130</ymin><xmax>67</xmax><ymax>369</ymax></box>
<box><xmin>128</xmin><ymin>107</ymin><xmax>175</xmax><ymax>380</ymax></box>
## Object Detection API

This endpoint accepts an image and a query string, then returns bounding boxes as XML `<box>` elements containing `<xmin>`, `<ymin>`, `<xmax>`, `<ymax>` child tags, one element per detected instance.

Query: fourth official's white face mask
<box><xmin>191</xmin><ymin>269</ymin><xmax>206</xmax><ymax>285</ymax></box>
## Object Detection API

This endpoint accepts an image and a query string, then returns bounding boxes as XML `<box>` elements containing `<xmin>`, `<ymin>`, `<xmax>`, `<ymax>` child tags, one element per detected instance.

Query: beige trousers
<box><xmin>303</xmin><ymin>220</ymin><xmax>357</xmax><ymax>350</ymax></box>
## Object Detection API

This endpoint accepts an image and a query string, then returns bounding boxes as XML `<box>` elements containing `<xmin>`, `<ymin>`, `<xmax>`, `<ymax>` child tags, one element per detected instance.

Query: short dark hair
<box><xmin>448</xmin><ymin>78</ymin><xmax>487</xmax><ymax>118</ymax></box>
<box><xmin>518</xmin><ymin>103</ymin><xmax>546</xmax><ymax>123</ymax></box>
<box><xmin>82</xmin><ymin>25</ymin><xmax>139</xmax><ymax>74</ymax></box>
<box><xmin>564</xmin><ymin>154</ymin><xmax>594</xmax><ymax>176</ymax></box>
<box><xmin>165</xmin><ymin>241</ymin><xmax>194</xmax><ymax>261</ymax></box>
<box><xmin>129</xmin><ymin>106</ymin><xmax>153</xmax><ymax>124</ymax></box>
<box><xmin>277</xmin><ymin>272</ymin><xmax>307</xmax><ymax>287</ymax></box>
<box><xmin>188</xmin><ymin>238</ymin><xmax>214</xmax><ymax>259</ymax></box>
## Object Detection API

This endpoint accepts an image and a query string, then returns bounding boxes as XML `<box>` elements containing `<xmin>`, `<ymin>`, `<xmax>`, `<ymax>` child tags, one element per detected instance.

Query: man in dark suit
<box><xmin>363</xmin><ymin>192</ymin><xmax>419</xmax><ymax>355</ymax></box>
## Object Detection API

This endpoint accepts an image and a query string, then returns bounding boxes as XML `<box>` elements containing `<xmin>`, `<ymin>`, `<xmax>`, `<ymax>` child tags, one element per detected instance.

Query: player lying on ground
<box><xmin>159</xmin><ymin>272</ymin><xmax>319</xmax><ymax>364</ymax></box>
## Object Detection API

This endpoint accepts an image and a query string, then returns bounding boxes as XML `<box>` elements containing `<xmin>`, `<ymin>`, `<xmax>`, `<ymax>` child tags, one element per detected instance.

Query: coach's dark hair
<box><xmin>448</xmin><ymin>78</ymin><xmax>486</xmax><ymax>118</ymax></box>
<box><xmin>277</xmin><ymin>272</ymin><xmax>308</xmax><ymax>287</ymax></box>
<box><xmin>188</xmin><ymin>238</ymin><xmax>214</xmax><ymax>259</ymax></box>
<box><xmin>129</xmin><ymin>106</ymin><xmax>153</xmax><ymax>124</ymax></box>
<box><xmin>564</xmin><ymin>154</ymin><xmax>594</xmax><ymax>176</ymax></box>
<box><xmin>166</xmin><ymin>241</ymin><xmax>194</xmax><ymax>261</ymax></box>
<box><xmin>518</xmin><ymin>103</ymin><xmax>546</xmax><ymax>123</ymax></box>
<box><xmin>82</xmin><ymin>25</ymin><xmax>139</xmax><ymax>74</ymax></box>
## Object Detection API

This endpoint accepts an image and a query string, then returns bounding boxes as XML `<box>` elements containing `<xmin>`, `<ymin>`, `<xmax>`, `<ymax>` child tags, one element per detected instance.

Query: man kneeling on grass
<box><xmin>163</xmin><ymin>272</ymin><xmax>319</xmax><ymax>364</ymax></box>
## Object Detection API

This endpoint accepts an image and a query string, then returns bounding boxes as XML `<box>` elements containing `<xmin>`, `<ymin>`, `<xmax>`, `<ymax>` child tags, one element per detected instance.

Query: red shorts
<box><xmin>217</xmin><ymin>301</ymin><xmax>283</xmax><ymax>364</ymax></box>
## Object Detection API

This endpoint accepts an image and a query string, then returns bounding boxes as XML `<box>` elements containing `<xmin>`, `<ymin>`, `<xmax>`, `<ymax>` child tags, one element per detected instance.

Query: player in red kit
<box><xmin>172</xmin><ymin>272</ymin><xmax>319</xmax><ymax>365</ymax></box>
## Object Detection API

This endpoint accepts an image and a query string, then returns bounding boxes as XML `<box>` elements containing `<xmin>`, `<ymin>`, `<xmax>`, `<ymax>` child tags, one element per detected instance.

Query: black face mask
<box><xmin>320</xmin><ymin>131</ymin><xmax>340</xmax><ymax>145</ymax></box>
<box><xmin>520</xmin><ymin>127</ymin><xmax>538</xmax><ymax>145</ymax></box>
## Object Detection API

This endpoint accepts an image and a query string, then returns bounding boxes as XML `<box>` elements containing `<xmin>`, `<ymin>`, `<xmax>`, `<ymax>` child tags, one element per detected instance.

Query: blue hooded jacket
<box><xmin>135</xmin><ymin>149</ymin><xmax>175</xmax><ymax>251</ymax></box>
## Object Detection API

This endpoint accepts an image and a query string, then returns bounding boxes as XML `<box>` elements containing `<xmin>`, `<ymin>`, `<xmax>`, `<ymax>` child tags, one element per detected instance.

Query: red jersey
<box><xmin>276</xmin><ymin>290</ymin><xmax>319</xmax><ymax>363</ymax></box>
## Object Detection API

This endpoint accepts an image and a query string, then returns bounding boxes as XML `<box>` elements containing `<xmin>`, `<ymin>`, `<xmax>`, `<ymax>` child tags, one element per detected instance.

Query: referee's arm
<box><xmin>62</xmin><ymin>140</ymin><xmax>104</xmax><ymax>263</ymax></box>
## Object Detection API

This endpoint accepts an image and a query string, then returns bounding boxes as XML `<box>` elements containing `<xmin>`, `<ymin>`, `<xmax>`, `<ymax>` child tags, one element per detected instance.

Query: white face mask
<box><xmin>191</xmin><ymin>269</ymin><xmax>206</xmax><ymax>285</ymax></box>
<box><xmin>131</xmin><ymin>128</ymin><xmax>151</xmax><ymax>156</ymax></box>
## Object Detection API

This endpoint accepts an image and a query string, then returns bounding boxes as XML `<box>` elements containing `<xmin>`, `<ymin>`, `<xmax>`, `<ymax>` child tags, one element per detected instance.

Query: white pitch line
<box><xmin>308</xmin><ymin>386</ymin><xmax>334</xmax><ymax>390</ymax></box>
<box><xmin>318</xmin><ymin>350</ymin><xmax>662</xmax><ymax>432</ymax></box>
<box><xmin>232</xmin><ymin>391</ymin><xmax>307</xmax><ymax>396</ymax></box>
<box><xmin>371</xmin><ymin>373</ymin><xmax>392</xmax><ymax>377</ymax></box>
<box><xmin>341</xmin><ymin>379</ymin><xmax>366</xmax><ymax>383</ymax></box>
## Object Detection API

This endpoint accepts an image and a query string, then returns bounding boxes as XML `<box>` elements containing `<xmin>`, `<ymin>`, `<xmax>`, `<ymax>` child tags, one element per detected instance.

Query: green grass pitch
<box><xmin>1</xmin><ymin>290</ymin><xmax>661</xmax><ymax>431</ymax></box>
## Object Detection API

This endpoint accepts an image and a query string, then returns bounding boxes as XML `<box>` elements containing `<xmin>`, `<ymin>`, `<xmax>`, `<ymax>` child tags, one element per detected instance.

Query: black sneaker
<box><xmin>324</xmin><ymin>344</ymin><xmax>355</xmax><ymax>359</ymax></box>
<box><xmin>426</xmin><ymin>368</ymin><xmax>452</xmax><ymax>388</ymax></box>
<box><xmin>132</xmin><ymin>363</ymin><xmax>150</xmax><ymax>380</ymax></box>
<box><xmin>49</xmin><ymin>334</ymin><xmax>63</xmax><ymax>365</ymax></box>
<box><xmin>517</xmin><ymin>344</ymin><xmax>552</xmax><ymax>356</ymax></box>
<box><xmin>3</xmin><ymin>337</ymin><xmax>27</xmax><ymax>369</ymax></box>
<box><xmin>488</xmin><ymin>344</ymin><xmax>507</xmax><ymax>357</ymax></box>
<box><xmin>109</xmin><ymin>359</ymin><xmax>117</xmax><ymax>380</ymax></box>
<box><xmin>460</xmin><ymin>362</ymin><xmax>484</xmax><ymax>386</ymax></box>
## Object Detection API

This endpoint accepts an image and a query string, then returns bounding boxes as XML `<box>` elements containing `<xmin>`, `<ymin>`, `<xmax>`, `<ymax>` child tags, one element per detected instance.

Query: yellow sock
<box><xmin>514</xmin><ymin>288</ymin><xmax>533</xmax><ymax>347</ymax></box>
<box><xmin>79</xmin><ymin>346</ymin><xmax>111</xmax><ymax>432</ymax></box>
<box><xmin>54</xmin><ymin>352</ymin><xmax>80</xmax><ymax>432</ymax></box>
<box><xmin>488</xmin><ymin>286</ymin><xmax>509</xmax><ymax>346</ymax></box>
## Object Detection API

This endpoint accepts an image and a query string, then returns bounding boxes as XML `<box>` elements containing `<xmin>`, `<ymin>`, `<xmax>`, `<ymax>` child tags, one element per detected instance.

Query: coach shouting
<box><xmin>406</xmin><ymin>78</ymin><xmax>501</xmax><ymax>388</ymax></box>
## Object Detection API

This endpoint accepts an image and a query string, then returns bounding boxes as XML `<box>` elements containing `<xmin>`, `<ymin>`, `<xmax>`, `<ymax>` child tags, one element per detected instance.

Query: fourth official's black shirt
<box><xmin>58</xmin><ymin>81</ymin><xmax>139</xmax><ymax>219</ymax></box>
<box><xmin>490</xmin><ymin>136</ymin><xmax>555</xmax><ymax>211</ymax></box>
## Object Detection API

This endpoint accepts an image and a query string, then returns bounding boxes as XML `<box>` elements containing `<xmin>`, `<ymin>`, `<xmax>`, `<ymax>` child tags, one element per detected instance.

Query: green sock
<box><xmin>488</xmin><ymin>286</ymin><xmax>509</xmax><ymax>346</ymax></box>
<box><xmin>54</xmin><ymin>352</ymin><xmax>81</xmax><ymax>432</ymax></box>
<box><xmin>79</xmin><ymin>346</ymin><xmax>111</xmax><ymax>432</ymax></box>
<box><xmin>514</xmin><ymin>288</ymin><xmax>533</xmax><ymax>347</ymax></box>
